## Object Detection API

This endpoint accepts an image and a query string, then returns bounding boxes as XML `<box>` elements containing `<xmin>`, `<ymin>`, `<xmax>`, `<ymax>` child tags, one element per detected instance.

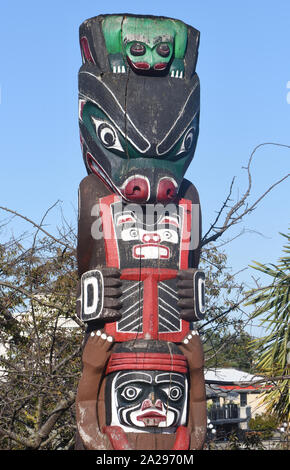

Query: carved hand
<box><xmin>80</xmin><ymin>267</ymin><xmax>123</xmax><ymax>323</ymax></box>
<box><xmin>177</xmin><ymin>268</ymin><xmax>205</xmax><ymax>321</ymax></box>
<box><xmin>178</xmin><ymin>330</ymin><xmax>204</xmax><ymax>371</ymax></box>
<box><xmin>82</xmin><ymin>330</ymin><xmax>114</xmax><ymax>372</ymax></box>
<box><xmin>101</xmin><ymin>267</ymin><xmax>123</xmax><ymax>322</ymax></box>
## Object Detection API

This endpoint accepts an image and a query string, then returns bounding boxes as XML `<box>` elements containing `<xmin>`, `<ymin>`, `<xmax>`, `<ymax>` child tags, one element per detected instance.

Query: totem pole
<box><xmin>75</xmin><ymin>14</ymin><xmax>207</xmax><ymax>451</ymax></box>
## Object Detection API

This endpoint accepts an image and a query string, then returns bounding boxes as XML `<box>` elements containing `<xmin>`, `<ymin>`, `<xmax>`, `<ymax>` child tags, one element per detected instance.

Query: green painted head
<box><xmin>79</xmin><ymin>14</ymin><xmax>200</xmax><ymax>203</ymax></box>
<box><xmin>102</xmin><ymin>16</ymin><xmax>188</xmax><ymax>76</ymax></box>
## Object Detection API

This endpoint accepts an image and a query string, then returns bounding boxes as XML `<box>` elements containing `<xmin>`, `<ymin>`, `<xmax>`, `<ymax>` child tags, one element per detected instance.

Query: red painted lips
<box><xmin>137</xmin><ymin>411</ymin><xmax>166</xmax><ymax>426</ymax></box>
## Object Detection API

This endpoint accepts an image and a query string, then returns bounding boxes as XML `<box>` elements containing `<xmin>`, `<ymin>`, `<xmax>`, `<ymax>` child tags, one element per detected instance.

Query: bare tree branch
<box><xmin>0</xmin><ymin>205</ymin><xmax>72</xmax><ymax>249</ymax></box>
<box><xmin>202</xmin><ymin>143</ymin><xmax>290</xmax><ymax>247</ymax></box>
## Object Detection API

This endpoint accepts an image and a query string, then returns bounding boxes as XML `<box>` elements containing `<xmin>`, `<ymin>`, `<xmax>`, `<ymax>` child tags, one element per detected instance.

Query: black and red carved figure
<box><xmin>75</xmin><ymin>14</ymin><xmax>207</xmax><ymax>450</ymax></box>
<box><xmin>76</xmin><ymin>331</ymin><xmax>206</xmax><ymax>450</ymax></box>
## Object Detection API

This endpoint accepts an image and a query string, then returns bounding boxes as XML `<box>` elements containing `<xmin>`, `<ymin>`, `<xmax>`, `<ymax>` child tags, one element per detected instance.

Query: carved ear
<box><xmin>79</xmin><ymin>15</ymin><xmax>110</xmax><ymax>73</ymax></box>
<box><xmin>103</xmin><ymin>426</ymin><xmax>132</xmax><ymax>450</ymax></box>
<box><xmin>172</xmin><ymin>426</ymin><xmax>190</xmax><ymax>450</ymax></box>
<box><xmin>184</xmin><ymin>26</ymin><xmax>200</xmax><ymax>79</ymax></box>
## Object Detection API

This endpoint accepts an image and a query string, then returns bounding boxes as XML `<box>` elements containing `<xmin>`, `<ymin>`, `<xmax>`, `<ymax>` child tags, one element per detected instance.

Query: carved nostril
<box><xmin>157</xmin><ymin>178</ymin><xmax>178</xmax><ymax>202</ymax></box>
<box><xmin>122</xmin><ymin>177</ymin><xmax>149</xmax><ymax>202</ymax></box>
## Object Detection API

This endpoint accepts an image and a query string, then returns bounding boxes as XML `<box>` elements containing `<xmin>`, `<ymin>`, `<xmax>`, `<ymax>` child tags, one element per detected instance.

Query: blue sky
<box><xmin>0</xmin><ymin>1</ymin><xmax>289</xmax><ymax>330</ymax></box>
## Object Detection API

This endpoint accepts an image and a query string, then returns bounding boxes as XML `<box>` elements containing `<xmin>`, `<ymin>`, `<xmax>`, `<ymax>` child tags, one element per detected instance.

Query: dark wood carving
<box><xmin>75</xmin><ymin>14</ymin><xmax>207</xmax><ymax>450</ymax></box>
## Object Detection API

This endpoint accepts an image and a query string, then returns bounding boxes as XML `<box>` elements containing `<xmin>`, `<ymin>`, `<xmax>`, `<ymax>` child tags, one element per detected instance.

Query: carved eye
<box><xmin>129</xmin><ymin>228</ymin><xmax>138</xmax><ymax>238</ymax></box>
<box><xmin>130</xmin><ymin>42</ymin><xmax>146</xmax><ymax>56</ymax></box>
<box><xmin>156</xmin><ymin>43</ymin><xmax>170</xmax><ymax>57</ymax></box>
<box><xmin>92</xmin><ymin>118</ymin><xmax>123</xmax><ymax>152</ymax></box>
<box><xmin>169</xmin><ymin>386</ymin><xmax>182</xmax><ymax>401</ymax></box>
<box><xmin>163</xmin><ymin>230</ymin><xmax>172</xmax><ymax>239</ymax></box>
<box><xmin>176</xmin><ymin>127</ymin><xmax>195</xmax><ymax>155</ymax></box>
<box><xmin>121</xmin><ymin>386</ymin><xmax>142</xmax><ymax>401</ymax></box>
<box><xmin>162</xmin><ymin>385</ymin><xmax>182</xmax><ymax>401</ymax></box>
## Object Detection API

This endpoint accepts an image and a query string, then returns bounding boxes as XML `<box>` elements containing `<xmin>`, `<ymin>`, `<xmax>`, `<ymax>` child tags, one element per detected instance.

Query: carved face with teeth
<box><xmin>115</xmin><ymin>210</ymin><xmax>179</xmax><ymax>261</ymax></box>
<box><xmin>110</xmin><ymin>206</ymin><xmax>184</xmax><ymax>269</ymax></box>
<box><xmin>78</xmin><ymin>15</ymin><xmax>200</xmax><ymax>203</ymax></box>
<box><xmin>106</xmin><ymin>370</ymin><xmax>188</xmax><ymax>432</ymax></box>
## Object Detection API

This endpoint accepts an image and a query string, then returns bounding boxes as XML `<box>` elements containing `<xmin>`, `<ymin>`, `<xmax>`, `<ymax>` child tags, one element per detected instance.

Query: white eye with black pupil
<box><xmin>92</xmin><ymin>117</ymin><xmax>124</xmax><ymax>152</ymax></box>
<box><xmin>121</xmin><ymin>386</ymin><xmax>142</xmax><ymax>401</ymax></box>
<box><xmin>184</xmin><ymin>131</ymin><xmax>194</xmax><ymax>150</ymax></box>
<box><xmin>176</xmin><ymin>126</ymin><xmax>196</xmax><ymax>155</ymax></box>
<box><xmin>169</xmin><ymin>386</ymin><xmax>182</xmax><ymax>401</ymax></box>
<box><xmin>129</xmin><ymin>229</ymin><xmax>138</xmax><ymax>238</ymax></box>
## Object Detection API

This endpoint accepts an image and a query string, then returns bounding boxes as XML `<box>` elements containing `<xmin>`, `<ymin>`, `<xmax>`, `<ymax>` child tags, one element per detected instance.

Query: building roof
<box><xmin>204</xmin><ymin>367</ymin><xmax>270</xmax><ymax>393</ymax></box>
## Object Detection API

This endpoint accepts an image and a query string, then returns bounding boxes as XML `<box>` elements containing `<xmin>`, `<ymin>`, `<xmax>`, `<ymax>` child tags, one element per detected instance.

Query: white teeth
<box><xmin>144</xmin><ymin>418</ymin><xmax>160</xmax><ymax>426</ymax></box>
<box><xmin>171</xmin><ymin>70</ymin><xmax>183</xmax><ymax>78</ymax></box>
<box><xmin>113</xmin><ymin>65</ymin><xmax>125</xmax><ymax>73</ymax></box>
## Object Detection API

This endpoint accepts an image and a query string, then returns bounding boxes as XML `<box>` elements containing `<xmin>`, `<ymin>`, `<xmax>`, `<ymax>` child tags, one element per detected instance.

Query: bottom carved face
<box><xmin>105</xmin><ymin>370</ymin><xmax>188</xmax><ymax>433</ymax></box>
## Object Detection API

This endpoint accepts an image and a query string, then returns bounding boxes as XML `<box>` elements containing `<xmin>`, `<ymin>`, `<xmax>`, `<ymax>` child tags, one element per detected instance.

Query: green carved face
<box><xmin>79</xmin><ymin>15</ymin><xmax>200</xmax><ymax>202</ymax></box>
<box><xmin>125</xmin><ymin>41</ymin><xmax>173</xmax><ymax>72</ymax></box>
<box><xmin>80</xmin><ymin>101</ymin><xmax>199</xmax><ymax>195</ymax></box>
<box><xmin>102</xmin><ymin>16</ymin><xmax>187</xmax><ymax>76</ymax></box>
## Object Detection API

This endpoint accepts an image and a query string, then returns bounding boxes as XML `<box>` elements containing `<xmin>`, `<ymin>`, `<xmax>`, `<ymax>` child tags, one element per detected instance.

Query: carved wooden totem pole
<box><xmin>75</xmin><ymin>14</ymin><xmax>207</xmax><ymax>451</ymax></box>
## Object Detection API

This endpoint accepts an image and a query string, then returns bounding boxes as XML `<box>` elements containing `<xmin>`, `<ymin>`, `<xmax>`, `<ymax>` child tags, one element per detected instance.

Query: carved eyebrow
<box><xmin>115</xmin><ymin>212</ymin><xmax>137</xmax><ymax>225</ymax></box>
<box><xmin>155</xmin><ymin>373</ymin><xmax>185</xmax><ymax>386</ymax></box>
<box><xmin>115</xmin><ymin>371</ymin><xmax>152</xmax><ymax>389</ymax></box>
<box><xmin>79</xmin><ymin>71</ymin><xmax>150</xmax><ymax>153</ymax></box>
<box><xmin>156</xmin><ymin>78</ymin><xmax>199</xmax><ymax>156</ymax></box>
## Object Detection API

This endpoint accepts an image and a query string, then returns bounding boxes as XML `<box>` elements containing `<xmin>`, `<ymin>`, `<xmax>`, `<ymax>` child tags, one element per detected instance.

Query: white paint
<box><xmin>83</xmin><ymin>276</ymin><xmax>99</xmax><ymax>316</ymax></box>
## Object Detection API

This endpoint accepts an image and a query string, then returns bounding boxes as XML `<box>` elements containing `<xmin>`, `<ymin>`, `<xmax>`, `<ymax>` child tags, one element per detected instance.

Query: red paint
<box><xmin>137</xmin><ymin>409</ymin><xmax>166</xmax><ymax>424</ymax></box>
<box><xmin>141</xmin><ymin>400</ymin><xmax>163</xmax><ymax>411</ymax></box>
<box><xmin>103</xmin><ymin>424</ymin><xmax>190</xmax><ymax>450</ymax></box>
<box><xmin>99</xmin><ymin>194</ymin><xmax>121</xmax><ymax>268</ymax></box>
<box><xmin>172</xmin><ymin>426</ymin><xmax>190</xmax><ymax>450</ymax></box>
<box><xmin>132</xmin><ymin>244</ymin><xmax>170</xmax><ymax>260</ymax></box>
<box><xmin>80</xmin><ymin>36</ymin><xmax>95</xmax><ymax>64</ymax></box>
<box><xmin>117</xmin><ymin>215</ymin><xmax>135</xmax><ymax>225</ymax></box>
<box><xmin>157</xmin><ymin>179</ymin><xmax>177</xmax><ymax>203</ymax></box>
<box><xmin>101</xmin><ymin>195</ymin><xmax>192</xmax><ymax>341</ymax></box>
<box><xmin>179</xmin><ymin>199</ymin><xmax>192</xmax><ymax>269</ymax></box>
<box><xmin>220</xmin><ymin>385</ymin><xmax>272</xmax><ymax>391</ymax></box>
<box><xmin>160</xmin><ymin>216</ymin><xmax>179</xmax><ymax>227</ymax></box>
<box><xmin>103</xmin><ymin>426</ymin><xmax>132</xmax><ymax>450</ymax></box>
<box><xmin>122</xmin><ymin>176</ymin><xmax>149</xmax><ymax>202</ymax></box>
<box><xmin>154</xmin><ymin>62</ymin><xmax>167</xmax><ymax>70</ymax></box>
<box><xmin>105</xmin><ymin>352</ymin><xmax>188</xmax><ymax>375</ymax></box>
<box><xmin>86</xmin><ymin>153</ymin><xmax>115</xmax><ymax>194</ymax></box>
<box><xmin>106</xmin><ymin>267</ymin><xmax>190</xmax><ymax>341</ymax></box>
<box><xmin>142</xmin><ymin>233</ymin><xmax>161</xmax><ymax>243</ymax></box>
<box><xmin>131</xmin><ymin>61</ymin><xmax>150</xmax><ymax>70</ymax></box>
